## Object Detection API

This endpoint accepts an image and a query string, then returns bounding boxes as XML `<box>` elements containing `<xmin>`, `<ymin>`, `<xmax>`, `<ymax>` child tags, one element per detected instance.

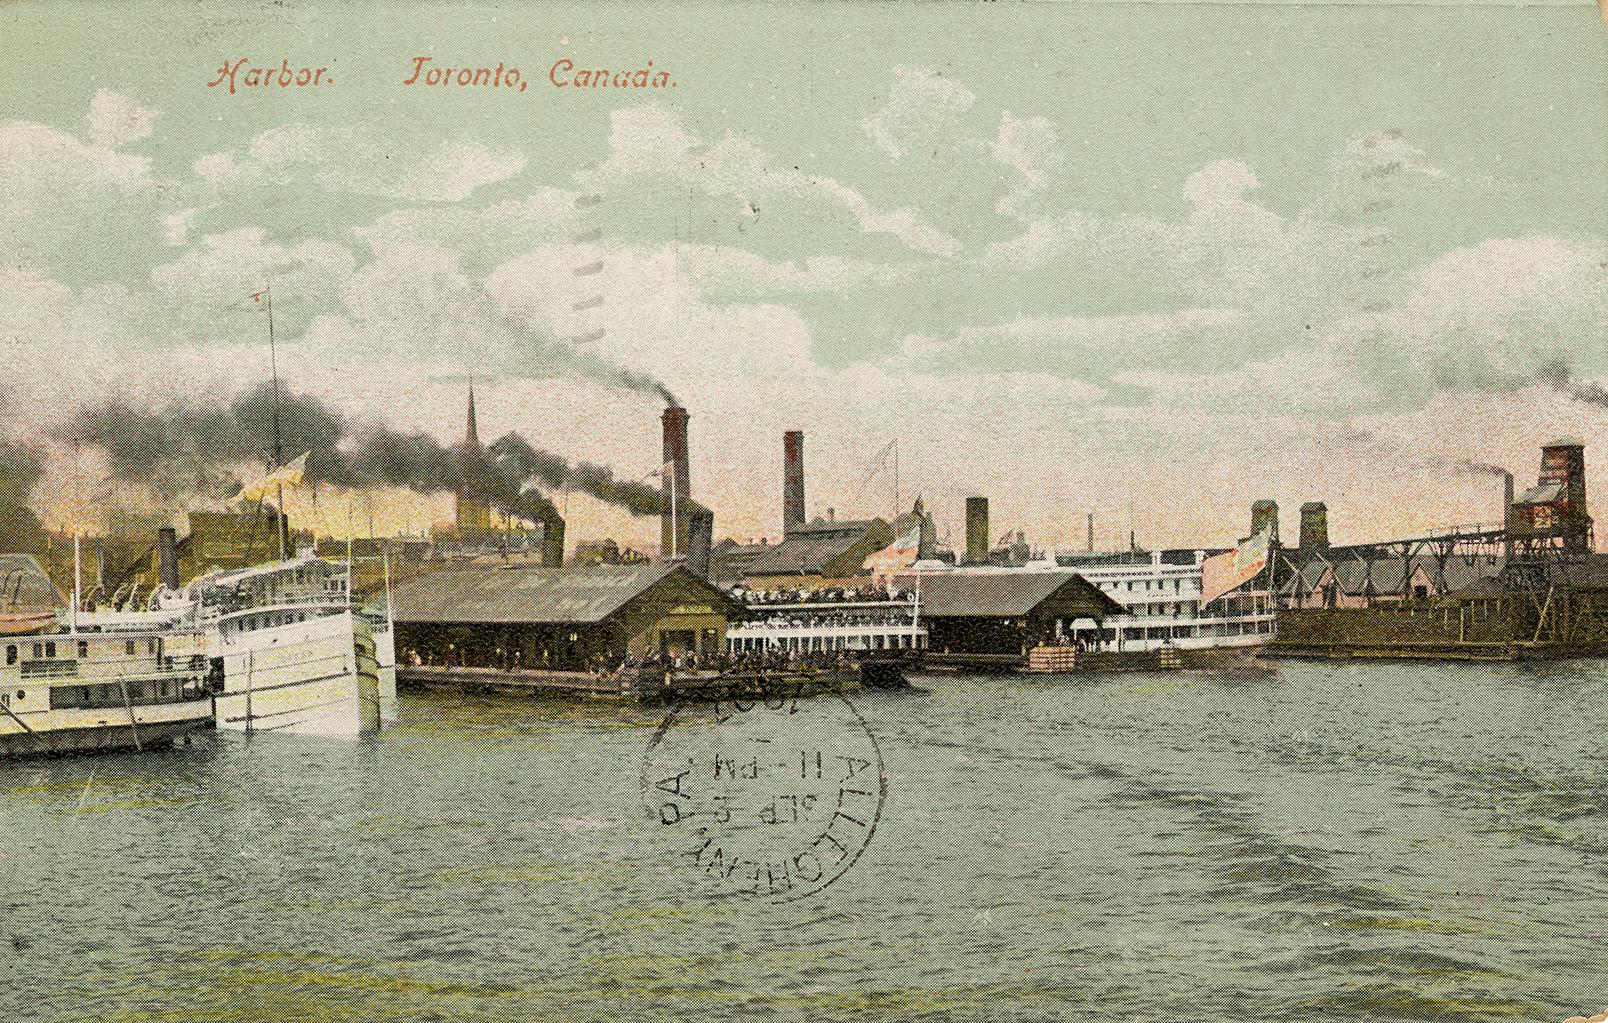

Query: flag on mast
<box><xmin>1200</xmin><ymin>527</ymin><xmax>1273</xmax><ymax>605</ymax></box>
<box><xmin>239</xmin><ymin>452</ymin><xmax>308</xmax><ymax>502</ymax></box>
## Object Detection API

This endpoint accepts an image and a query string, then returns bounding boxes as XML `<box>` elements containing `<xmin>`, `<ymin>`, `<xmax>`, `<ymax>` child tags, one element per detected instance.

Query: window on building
<box><xmin>4</xmin><ymin>645</ymin><xmax>14</xmax><ymax>666</ymax></box>
<box><xmin>44</xmin><ymin>641</ymin><xmax>55</xmax><ymax>658</ymax></box>
<box><xmin>77</xmin><ymin>640</ymin><xmax>88</xmax><ymax>659</ymax></box>
<box><xmin>32</xmin><ymin>642</ymin><xmax>42</xmax><ymax>658</ymax></box>
<box><xmin>125</xmin><ymin>640</ymin><xmax>136</xmax><ymax>656</ymax></box>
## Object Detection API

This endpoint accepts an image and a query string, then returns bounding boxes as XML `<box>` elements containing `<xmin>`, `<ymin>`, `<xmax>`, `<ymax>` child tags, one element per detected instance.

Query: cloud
<box><xmin>150</xmin><ymin>226</ymin><xmax>359</xmax><ymax>311</ymax></box>
<box><xmin>1119</xmin><ymin>234</ymin><xmax>1608</xmax><ymax>417</ymax></box>
<box><xmin>87</xmin><ymin>88</ymin><xmax>157</xmax><ymax>149</ymax></box>
<box><xmin>162</xmin><ymin>208</ymin><xmax>198</xmax><ymax>246</ymax></box>
<box><xmin>354</xmin><ymin>187</ymin><xmax>582</xmax><ymax>262</ymax></box>
<box><xmin>195</xmin><ymin>123</ymin><xmax>526</xmax><ymax>202</ymax></box>
<box><xmin>861</xmin><ymin>66</ymin><xmax>977</xmax><ymax>160</ymax></box>
<box><xmin>1336</xmin><ymin>129</ymin><xmax>1447</xmax><ymax>181</ymax></box>
<box><xmin>583</xmin><ymin>106</ymin><xmax>962</xmax><ymax>258</ymax></box>
<box><xmin>992</xmin><ymin>112</ymin><xmax>1063</xmax><ymax>220</ymax></box>
<box><xmin>901</xmin><ymin>308</ymin><xmax>1241</xmax><ymax>377</ymax></box>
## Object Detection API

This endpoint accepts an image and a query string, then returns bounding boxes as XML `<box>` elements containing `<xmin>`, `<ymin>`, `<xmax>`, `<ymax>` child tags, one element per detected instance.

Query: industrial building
<box><xmin>1270</xmin><ymin>439</ymin><xmax>1608</xmax><ymax>659</ymax></box>
<box><xmin>389</xmin><ymin>562</ymin><xmax>743</xmax><ymax>671</ymax></box>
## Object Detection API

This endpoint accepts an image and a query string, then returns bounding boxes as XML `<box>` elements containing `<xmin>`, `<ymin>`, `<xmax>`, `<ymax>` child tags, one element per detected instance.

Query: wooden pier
<box><xmin>397</xmin><ymin>663</ymin><xmax>876</xmax><ymax>701</ymax></box>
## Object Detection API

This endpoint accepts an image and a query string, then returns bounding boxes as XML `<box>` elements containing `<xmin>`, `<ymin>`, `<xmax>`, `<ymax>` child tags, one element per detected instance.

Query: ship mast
<box><xmin>264</xmin><ymin>285</ymin><xmax>287</xmax><ymax>561</ymax></box>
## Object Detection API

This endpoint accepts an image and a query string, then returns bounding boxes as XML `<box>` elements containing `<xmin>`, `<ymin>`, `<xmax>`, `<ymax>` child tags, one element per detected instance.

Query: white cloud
<box><xmin>0</xmin><ymin>120</ymin><xmax>154</xmax><ymax>209</ymax></box>
<box><xmin>162</xmin><ymin>208</ymin><xmax>198</xmax><ymax>246</ymax></box>
<box><xmin>861</xmin><ymin>66</ymin><xmax>977</xmax><ymax>160</ymax></box>
<box><xmin>1118</xmin><ymin>235</ymin><xmax>1608</xmax><ymax>416</ymax></box>
<box><xmin>901</xmin><ymin>308</ymin><xmax>1241</xmax><ymax>372</ymax></box>
<box><xmin>584</xmin><ymin>106</ymin><xmax>962</xmax><ymax>258</ymax></box>
<box><xmin>992</xmin><ymin>112</ymin><xmax>1063</xmax><ymax>220</ymax></box>
<box><xmin>150</xmin><ymin>227</ymin><xmax>359</xmax><ymax>310</ymax></box>
<box><xmin>87</xmin><ymin>88</ymin><xmax>157</xmax><ymax>149</ymax></box>
<box><xmin>195</xmin><ymin>123</ymin><xmax>526</xmax><ymax>202</ymax></box>
<box><xmin>354</xmin><ymin>186</ymin><xmax>582</xmax><ymax>260</ymax></box>
<box><xmin>1336</xmin><ymin>129</ymin><xmax>1447</xmax><ymax>181</ymax></box>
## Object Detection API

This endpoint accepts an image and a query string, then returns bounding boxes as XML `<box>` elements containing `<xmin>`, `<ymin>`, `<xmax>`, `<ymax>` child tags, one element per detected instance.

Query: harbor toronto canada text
<box><xmin>3</xmin><ymin>2</ymin><xmax>1608</xmax><ymax>1021</ymax></box>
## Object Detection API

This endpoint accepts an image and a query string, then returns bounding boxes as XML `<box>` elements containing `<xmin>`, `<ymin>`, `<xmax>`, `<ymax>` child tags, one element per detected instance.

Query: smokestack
<box><xmin>686</xmin><ymin>506</ymin><xmax>714</xmax><ymax>579</ymax></box>
<box><xmin>1503</xmin><ymin>471</ymin><xmax>1515</xmax><ymax>560</ymax></box>
<box><xmin>1086</xmin><ymin>513</ymin><xmax>1094</xmax><ymax>553</ymax></box>
<box><xmin>965</xmin><ymin>496</ymin><xmax>989</xmax><ymax>564</ymax></box>
<box><xmin>1298</xmin><ymin>502</ymin><xmax>1329</xmax><ymax>551</ymax></box>
<box><xmin>542</xmin><ymin>517</ymin><xmax>566</xmax><ymax>568</ymax></box>
<box><xmin>782</xmin><ymin>430</ymin><xmax>805</xmax><ymax>535</ymax></box>
<box><xmin>1250</xmin><ymin>500</ymin><xmax>1279</xmax><ymax>543</ymax></box>
<box><xmin>660</xmin><ymin>407</ymin><xmax>691</xmax><ymax>559</ymax></box>
<box><xmin>157</xmin><ymin>527</ymin><xmax>179</xmax><ymax>591</ymax></box>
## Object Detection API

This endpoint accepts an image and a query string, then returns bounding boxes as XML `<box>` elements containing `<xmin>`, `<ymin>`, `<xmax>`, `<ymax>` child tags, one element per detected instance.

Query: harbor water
<box><xmin>3</xmin><ymin>660</ymin><xmax>1605</xmax><ymax>1022</ymax></box>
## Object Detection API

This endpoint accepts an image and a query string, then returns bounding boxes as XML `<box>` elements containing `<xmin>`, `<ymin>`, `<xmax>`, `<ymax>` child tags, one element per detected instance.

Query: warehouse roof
<box><xmin>914</xmin><ymin>571</ymin><xmax>1122</xmax><ymax>619</ymax></box>
<box><xmin>391</xmin><ymin>563</ymin><xmax>739</xmax><ymax>625</ymax></box>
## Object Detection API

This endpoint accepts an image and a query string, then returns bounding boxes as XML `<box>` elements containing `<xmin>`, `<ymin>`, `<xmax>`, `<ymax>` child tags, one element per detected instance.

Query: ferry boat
<box><xmin>0</xmin><ymin>617</ymin><xmax>213</xmax><ymax>757</ymax></box>
<box><xmin>724</xmin><ymin>593</ymin><xmax>927</xmax><ymax>658</ymax></box>
<box><xmin>1057</xmin><ymin>550</ymin><xmax>1276</xmax><ymax>654</ymax></box>
<box><xmin>185</xmin><ymin>553</ymin><xmax>384</xmax><ymax>737</ymax></box>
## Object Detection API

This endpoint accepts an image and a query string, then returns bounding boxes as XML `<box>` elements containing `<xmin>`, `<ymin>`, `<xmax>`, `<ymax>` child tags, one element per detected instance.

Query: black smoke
<box><xmin>62</xmin><ymin>382</ymin><xmax>680</xmax><ymax>527</ymax></box>
<box><xmin>1539</xmin><ymin>356</ymin><xmax>1608</xmax><ymax>409</ymax></box>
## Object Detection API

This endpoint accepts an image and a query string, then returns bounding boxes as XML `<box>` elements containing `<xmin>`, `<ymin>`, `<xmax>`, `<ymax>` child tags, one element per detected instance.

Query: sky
<box><xmin>3</xmin><ymin>1</ymin><xmax>1607</xmax><ymax>554</ymax></box>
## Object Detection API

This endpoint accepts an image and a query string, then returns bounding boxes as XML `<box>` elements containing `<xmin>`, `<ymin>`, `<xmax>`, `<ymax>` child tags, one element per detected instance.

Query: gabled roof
<box><xmin>391</xmin><ymin>563</ymin><xmax>738</xmax><ymax>625</ymax></box>
<box><xmin>916</xmin><ymin>571</ymin><xmax>1123</xmax><ymax>619</ymax></box>
<box><xmin>746</xmin><ymin>518</ymin><xmax>889</xmax><ymax>577</ymax></box>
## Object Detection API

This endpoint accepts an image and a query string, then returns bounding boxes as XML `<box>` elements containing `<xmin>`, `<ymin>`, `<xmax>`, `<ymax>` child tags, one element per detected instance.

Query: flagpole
<box><xmin>263</xmin><ymin>284</ymin><xmax>287</xmax><ymax>561</ymax></box>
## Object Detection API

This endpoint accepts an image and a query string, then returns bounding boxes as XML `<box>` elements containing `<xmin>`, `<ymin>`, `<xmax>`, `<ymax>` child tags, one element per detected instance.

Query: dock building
<box><xmin>390</xmin><ymin>562</ymin><xmax>743</xmax><ymax>670</ymax></box>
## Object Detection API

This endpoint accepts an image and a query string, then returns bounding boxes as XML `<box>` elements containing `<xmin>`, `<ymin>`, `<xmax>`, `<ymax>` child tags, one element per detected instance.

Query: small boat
<box><xmin>0</xmin><ymin>618</ymin><xmax>213</xmax><ymax>757</ymax></box>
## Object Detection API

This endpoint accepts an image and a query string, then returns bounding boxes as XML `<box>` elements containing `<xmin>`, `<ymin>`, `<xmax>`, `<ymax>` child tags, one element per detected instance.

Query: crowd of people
<box><xmin>729</xmin><ymin>583</ymin><xmax>912</xmax><ymax>607</ymax></box>
<box><xmin>401</xmin><ymin>644</ymin><xmax>865</xmax><ymax>680</ymax></box>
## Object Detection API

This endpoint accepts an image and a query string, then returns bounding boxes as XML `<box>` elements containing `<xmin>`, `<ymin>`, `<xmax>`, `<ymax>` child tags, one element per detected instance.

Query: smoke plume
<box><xmin>60</xmin><ymin>382</ymin><xmax>682</xmax><ymax>527</ymax></box>
<box><xmin>1539</xmin><ymin>356</ymin><xmax>1608</xmax><ymax>409</ymax></box>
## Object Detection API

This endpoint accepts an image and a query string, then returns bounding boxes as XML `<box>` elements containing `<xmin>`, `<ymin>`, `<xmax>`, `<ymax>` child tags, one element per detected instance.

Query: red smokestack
<box><xmin>783</xmin><ymin>430</ymin><xmax>805</xmax><ymax>535</ymax></box>
<box><xmin>660</xmin><ymin>407</ymin><xmax>691</xmax><ymax>558</ymax></box>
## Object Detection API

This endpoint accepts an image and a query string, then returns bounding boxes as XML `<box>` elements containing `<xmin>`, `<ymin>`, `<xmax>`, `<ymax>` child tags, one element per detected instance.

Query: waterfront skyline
<box><xmin>4</xmin><ymin>2</ymin><xmax>1607</xmax><ymax>553</ymax></box>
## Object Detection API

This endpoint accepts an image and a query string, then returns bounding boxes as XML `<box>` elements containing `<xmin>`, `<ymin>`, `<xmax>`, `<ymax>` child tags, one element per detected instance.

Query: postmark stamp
<box><xmin>640</xmin><ymin>683</ymin><xmax>886</xmax><ymax>903</ymax></box>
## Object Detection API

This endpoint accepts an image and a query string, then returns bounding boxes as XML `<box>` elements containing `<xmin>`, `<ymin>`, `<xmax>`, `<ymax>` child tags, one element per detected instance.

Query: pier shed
<box><xmin>916</xmin><ymin>571</ymin><xmax>1122</xmax><ymax>663</ymax></box>
<box><xmin>390</xmin><ymin>563</ymin><xmax>743</xmax><ymax>671</ymax></box>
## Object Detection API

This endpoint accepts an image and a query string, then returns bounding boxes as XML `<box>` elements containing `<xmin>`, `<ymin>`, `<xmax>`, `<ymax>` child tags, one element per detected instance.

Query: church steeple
<box><xmin>455</xmin><ymin>383</ymin><xmax>493</xmax><ymax>534</ymax></box>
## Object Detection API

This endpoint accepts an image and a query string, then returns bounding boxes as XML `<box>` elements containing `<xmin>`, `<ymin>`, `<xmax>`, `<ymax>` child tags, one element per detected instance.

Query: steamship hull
<box><xmin>213</xmin><ymin>611</ymin><xmax>381</xmax><ymax>737</ymax></box>
<box><xmin>373</xmin><ymin>622</ymin><xmax>398</xmax><ymax>721</ymax></box>
<box><xmin>1</xmin><ymin>709</ymin><xmax>211</xmax><ymax>757</ymax></box>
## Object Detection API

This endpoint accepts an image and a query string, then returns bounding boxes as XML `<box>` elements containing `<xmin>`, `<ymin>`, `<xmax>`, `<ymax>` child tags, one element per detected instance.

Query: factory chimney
<box><xmin>1502</xmin><ymin>471</ymin><xmax>1515</xmax><ymax>561</ymax></box>
<box><xmin>660</xmin><ymin>406</ymin><xmax>691</xmax><ymax>559</ymax></box>
<box><xmin>1250</xmin><ymin>500</ymin><xmax>1279</xmax><ymax>543</ymax></box>
<box><xmin>1086</xmin><ymin>513</ymin><xmax>1094</xmax><ymax>553</ymax></box>
<box><xmin>1298</xmin><ymin>502</ymin><xmax>1329</xmax><ymax>552</ymax></box>
<box><xmin>686</xmin><ymin>506</ymin><xmax>714</xmax><ymax>579</ymax></box>
<box><xmin>782</xmin><ymin>430</ymin><xmax>806</xmax><ymax>536</ymax></box>
<box><xmin>965</xmin><ymin>496</ymin><xmax>989</xmax><ymax>564</ymax></box>
<box><xmin>542</xmin><ymin>517</ymin><xmax>566</xmax><ymax>568</ymax></box>
<box><xmin>157</xmin><ymin>527</ymin><xmax>179</xmax><ymax>591</ymax></box>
